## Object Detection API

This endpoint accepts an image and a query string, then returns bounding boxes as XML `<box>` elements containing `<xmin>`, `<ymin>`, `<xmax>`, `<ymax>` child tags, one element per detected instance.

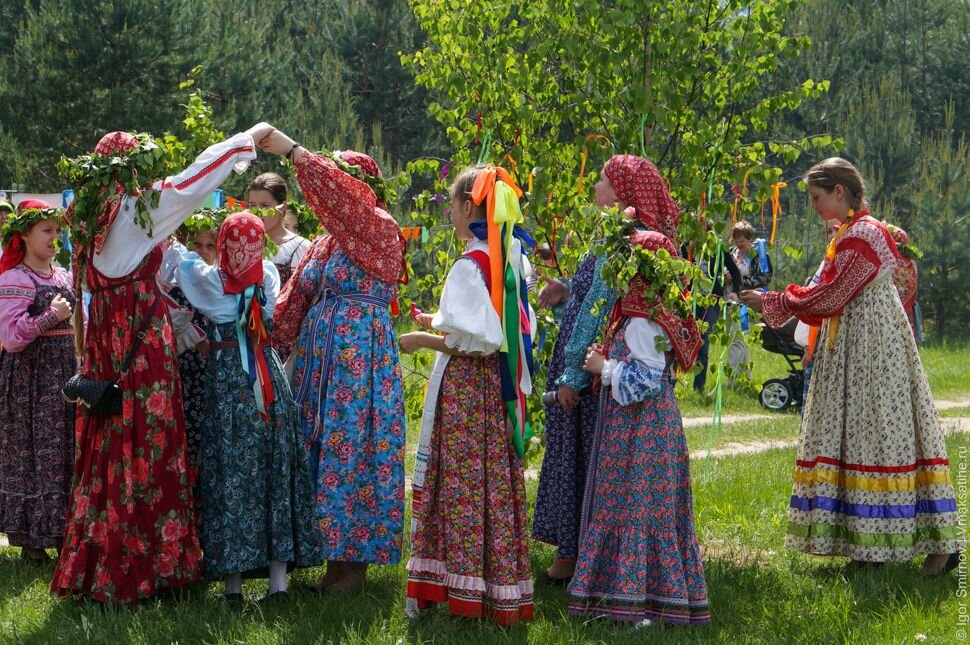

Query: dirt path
<box><xmin>5</xmin><ymin>400</ymin><xmax>970</xmax><ymax>550</ymax></box>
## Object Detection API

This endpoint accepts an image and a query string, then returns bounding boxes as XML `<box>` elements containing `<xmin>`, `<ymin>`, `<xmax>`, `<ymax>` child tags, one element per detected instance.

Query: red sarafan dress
<box><xmin>51</xmin><ymin>131</ymin><xmax>256</xmax><ymax>603</ymax></box>
<box><xmin>52</xmin><ymin>248</ymin><xmax>201</xmax><ymax>601</ymax></box>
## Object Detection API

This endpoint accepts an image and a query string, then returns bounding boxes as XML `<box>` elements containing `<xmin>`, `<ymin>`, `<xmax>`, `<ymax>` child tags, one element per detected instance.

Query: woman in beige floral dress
<box><xmin>742</xmin><ymin>158</ymin><xmax>961</xmax><ymax>574</ymax></box>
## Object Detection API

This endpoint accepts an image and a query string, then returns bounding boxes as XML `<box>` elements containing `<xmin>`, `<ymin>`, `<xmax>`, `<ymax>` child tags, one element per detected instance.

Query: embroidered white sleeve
<box><xmin>94</xmin><ymin>133</ymin><xmax>256</xmax><ymax>278</ymax></box>
<box><xmin>432</xmin><ymin>257</ymin><xmax>504</xmax><ymax>354</ymax></box>
<box><xmin>610</xmin><ymin>317</ymin><xmax>668</xmax><ymax>405</ymax></box>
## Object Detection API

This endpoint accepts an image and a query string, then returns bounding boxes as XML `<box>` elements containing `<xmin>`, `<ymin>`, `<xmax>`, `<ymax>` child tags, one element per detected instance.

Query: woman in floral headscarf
<box><xmin>262</xmin><ymin>128</ymin><xmax>406</xmax><ymax>594</ymax></box>
<box><xmin>176</xmin><ymin>212</ymin><xmax>322</xmax><ymax>602</ymax></box>
<box><xmin>51</xmin><ymin>124</ymin><xmax>268</xmax><ymax>604</ymax></box>
<box><xmin>532</xmin><ymin>154</ymin><xmax>674</xmax><ymax>584</ymax></box>
<box><xmin>568</xmin><ymin>155</ymin><xmax>710</xmax><ymax>627</ymax></box>
<box><xmin>886</xmin><ymin>224</ymin><xmax>921</xmax><ymax>342</ymax></box>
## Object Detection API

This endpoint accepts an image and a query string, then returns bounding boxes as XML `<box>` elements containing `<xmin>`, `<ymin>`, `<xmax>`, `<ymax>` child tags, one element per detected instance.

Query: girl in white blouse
<box><xmin>397</xmin><ymin>166</ymin><xmax>534</xmax><ymax>625</ymax></box>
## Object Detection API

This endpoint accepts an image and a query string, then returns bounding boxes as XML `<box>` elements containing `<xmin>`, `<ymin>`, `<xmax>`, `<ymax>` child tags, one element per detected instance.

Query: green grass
<box><xmin>3</xmin><ymin>344</ymin><xmax>968</xmax><ymax>643</ymax></box>
<box><xmin>941</xmin><ymin>407</ymin><xmax>970</xmax><ymax>418</ymax></box>
<box><xmin>3</xmin><ymin>435</ymin><xmax>965</xmax><ymax>643</ymax></box>
<box><xmin>685</xmin><ymin>415</ymin><xmax>800</xmax><ymax>456</ymax></box>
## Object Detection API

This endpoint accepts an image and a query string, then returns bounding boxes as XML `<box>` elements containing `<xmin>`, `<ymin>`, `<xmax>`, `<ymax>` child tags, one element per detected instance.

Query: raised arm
<box><xmin>94</xmin><ymin>132</ymin><xmax>258</xmax><ymax>278</ymax></box>
<box><xmin>293</xmin><ymin>152</ymin><xmax>402</xmax><ymax>284</ymax></box>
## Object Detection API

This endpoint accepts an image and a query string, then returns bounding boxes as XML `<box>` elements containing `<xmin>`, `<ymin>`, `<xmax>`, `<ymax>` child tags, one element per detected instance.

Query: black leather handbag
<box><xmin>62</xmin><ymin>297</ymin><xmax>159</xmax><ymax>416</ymax></box>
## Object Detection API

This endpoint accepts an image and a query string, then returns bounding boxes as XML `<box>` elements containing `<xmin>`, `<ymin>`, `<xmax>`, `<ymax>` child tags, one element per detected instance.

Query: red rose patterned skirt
<box><xmin>51</xmin><ymin>251</ymin><xmax>203</xmax><ymax>603</ymax></box>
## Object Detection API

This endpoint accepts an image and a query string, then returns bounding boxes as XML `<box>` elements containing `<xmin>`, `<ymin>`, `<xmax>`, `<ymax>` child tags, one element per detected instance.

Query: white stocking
<box><xmin>224</xmin><ymin>572</ymin><xmax>242</xmax><ymax>595</ymax></box>
<box><xmin>268</xmin><ymin>560</ymin><xmax>288</xmax><ymax>594</ymax></box>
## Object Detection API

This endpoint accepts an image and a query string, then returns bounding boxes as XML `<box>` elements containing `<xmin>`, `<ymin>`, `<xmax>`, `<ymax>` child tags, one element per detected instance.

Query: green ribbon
<box><xmin>787</xmin><ymin>522</ymin><xmax>961</xmax><ymax>548</ymax></box>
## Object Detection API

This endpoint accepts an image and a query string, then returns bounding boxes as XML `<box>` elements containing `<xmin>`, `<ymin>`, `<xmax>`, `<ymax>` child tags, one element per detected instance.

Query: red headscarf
<box><xmin>603</xmin><ymin>154</ymin><xmax>681</xmax><ymax>242</ymax></box>
<box><xmin>338</xmin><ymin>150</ymin><xmax>382</xmax><ymax>178</ymax></box>
<box><xmin>95</xmin><ymin>131</ymin><xmax>139</xmax><ymax>157</ymax></box>
<box><xmin>217</xmin><ymin>212</ymin><xmax>266</xmax><ymax>294</ymax></box>
<box><xmin>605</xmin><ymin>228</ymin><xmax>702</xmax><ymax>371</ymax></box>
<box><xmin>62</xmin><ymin>131</ymin><xmax>140</xmax><ymax>258</ymax></box>
<box><xmin>0</xmin><ymin>199</ymin><xmax>58</xmax><ymax>275</ymax></box>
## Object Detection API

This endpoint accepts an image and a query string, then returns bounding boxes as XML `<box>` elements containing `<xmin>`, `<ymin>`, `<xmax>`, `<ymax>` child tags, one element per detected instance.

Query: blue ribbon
<box><xmin>468</xmin><ymin>220</ymin><xmax>536</xmax><ymax>253</ymax></box>
<box><xmin>755</xmin><ymin>239</ymin><xmax>769</xmax><ymax>273</ymax></box>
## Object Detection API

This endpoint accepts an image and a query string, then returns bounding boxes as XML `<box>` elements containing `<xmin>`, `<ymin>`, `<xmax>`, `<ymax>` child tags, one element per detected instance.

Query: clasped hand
<box><xmin>243</xmin><ymin>122</ymin><xmax>302</xmax><ymax>158</ymax></box>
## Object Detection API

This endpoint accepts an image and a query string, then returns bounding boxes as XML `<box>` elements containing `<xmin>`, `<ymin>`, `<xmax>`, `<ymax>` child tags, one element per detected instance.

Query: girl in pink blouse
<box><xmin>0</xmin><ymin>201</ymin><xmax>76</xmax><ymax>561</ymax></box>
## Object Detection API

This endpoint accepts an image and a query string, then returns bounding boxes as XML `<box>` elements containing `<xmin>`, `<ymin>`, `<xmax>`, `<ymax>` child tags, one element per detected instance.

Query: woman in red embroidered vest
<box><xmin>51</xmin><ymin>125</ymin><xmax>264</xmax><ymax>603</ymax></box>
<box><xmin>568</xmin><ymin>156</ymin><xmax>709</xmax><ymax>627</ymax></box>
<box><xmin>0</xmin><ymin>201</ymin><xmax>76</xmax><ymax>561</ymax></box>
<box><xmin>398</xmin><ymin>166</ymin><xmax>534</xmax><ymax>625</ymax></box>
<box><xmin>742</xmin><ymin>157</ymin><xmax>962</xmax><ymax>575</ymax></box>
<box><xmin>262</xmin><ymin>129</ymin><xmax>406</xmax><ymax>594</ymax></box>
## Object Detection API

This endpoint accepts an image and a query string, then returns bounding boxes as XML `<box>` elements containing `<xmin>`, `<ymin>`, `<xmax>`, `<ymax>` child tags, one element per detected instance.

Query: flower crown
<box><xmin>57</xmin><ymin>133</ymin><xmax>171</xmax><ymax>250</ymax></box>
<box><xmin>325</xmin><ymin>150</ymin><xmax>397</xmax><ymax>206</ymax></box>
<box><xmin>1</xmin><ymin>207</ymin><xmax>63</xmax><ymax>246</ymax></box>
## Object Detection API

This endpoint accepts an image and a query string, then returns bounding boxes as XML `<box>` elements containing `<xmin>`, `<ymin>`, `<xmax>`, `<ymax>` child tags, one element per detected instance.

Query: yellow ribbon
<box><xmin>472</xmin><ymin>166</ymin><xmax>523</xmax><ymax>320</ymax></box>
<box><xmin>769</xmin><ymin>182</ymin><xmax>787</xmax><ymax>246</ymax></box>
<box><xmin>823</xmin><ymin>209</ymin><xmax>855</xmax><ymax>350</ymax></box>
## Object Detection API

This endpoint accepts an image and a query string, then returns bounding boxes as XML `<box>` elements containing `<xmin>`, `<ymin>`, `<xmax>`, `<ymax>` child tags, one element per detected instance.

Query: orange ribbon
<box><xmin>576</xmin><ymin>135</ymin><xmax>612</xmax><ymax>195</ymax></box>
<box><xmin>472</xmin><ymin>166</ymin><xmax>523</xmax><ymax>316</ymax></box>
<box><xmin>769</xmin><ymin>182</ymin><xmax>787</xmax><ymax>246</ymax></box>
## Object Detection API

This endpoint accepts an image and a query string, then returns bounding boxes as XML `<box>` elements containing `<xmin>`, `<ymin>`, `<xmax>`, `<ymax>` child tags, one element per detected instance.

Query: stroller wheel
<box><xmin>760</xmin><ymin>378</ymin><xmax>794</xmax><ymax>411</ymax></box>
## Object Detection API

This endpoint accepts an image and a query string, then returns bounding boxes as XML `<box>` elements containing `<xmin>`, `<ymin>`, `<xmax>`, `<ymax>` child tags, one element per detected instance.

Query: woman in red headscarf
<box><xmin>0</xmin><ymin>201</ymin><xmax>76</xmax><ymax>562</ymax></box>
<box><xmin>262</xmin><ymin>128</ymin><xmax>406</xmax><ymax>594</ymax></box>
<box><xmin>51</xmin><ymin>124</ymin><xmax>269</xmax><ymax>604</ymax></box>
<box><xmin>175</xmin><ymin>212</ymin><xmax>322</xmax><ymax>602</ymax></box>
<box><xmin>568</xmin><ymin>155</ymin><xmax>710</xmax><ymax>627</ymax></box>
<box><xmin>886</xmin><ymin>223</ymin><xmax>921</xmax><ymax>342</ymax></box>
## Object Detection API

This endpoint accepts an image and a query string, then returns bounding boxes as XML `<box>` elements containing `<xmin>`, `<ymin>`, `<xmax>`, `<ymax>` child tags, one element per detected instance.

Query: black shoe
<box><xmin>261</xmin><ymin>591</ymin><xmax>288</xmax><ymax>602</ymax></box>
<box><xmin>223</xmin><ymin>593</ymin><xmax>244</xmax><ymax>603</ymax></box>
<box><xmin>943</xmin><ymin>552</ymin><xmax>962</xmax><ymax>575</ymax></box>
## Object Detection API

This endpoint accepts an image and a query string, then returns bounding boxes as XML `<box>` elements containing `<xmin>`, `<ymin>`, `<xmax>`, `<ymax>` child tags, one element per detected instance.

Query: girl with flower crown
<box><xmin>0</xmin><ymin>200</ymin><xmax>76</xmax><ymax>562</ymax></box>
<box><xmin>742</xmin><ymin>157</ymin><xmax>962</xmax><ymax>575</ymax></box>
<box><xmin>51</xmin><ymin>124</ymin><xmax>269</xmax><ymax>604</ymax></box>
<box><xmin>176</xmin><ymin>212</ymin><xmax>322</xmax><ymax>602</ymax></box>
<box><xmin>398</xmin><ymin>165</ymin><xmax>536</xmax><ymax>625</ymax></box>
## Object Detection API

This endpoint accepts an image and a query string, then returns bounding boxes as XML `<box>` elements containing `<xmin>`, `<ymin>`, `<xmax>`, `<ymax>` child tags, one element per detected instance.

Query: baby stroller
<box><xmin>758</xmin><ymin>317</ymin><xmax>804</xmax><ymax>412</ymax></box>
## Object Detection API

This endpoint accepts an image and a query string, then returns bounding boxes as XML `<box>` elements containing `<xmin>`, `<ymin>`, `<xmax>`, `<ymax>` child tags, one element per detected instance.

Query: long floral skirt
<box><xmin>531</xmin><ymin>392</ymin><xmax>597</xmax><ymax>560</ymax></box>
<box><xmin>788</xmin><ymin>276</ymin><xmax>963</xmax><ymax>560</ymax></box>
<box><xmin>51</xmin><ymin>268</ymin><xmax>203</xmax><ymax>604</ymax></box>
<box><xmin>568</xmin><ymin>376</ymin><xmax>710</xmax><ymax>625</ymax></box>
<box><xmin>198</xmin><ymin>328</ymin><xmax>324</xmax><ymax>579</ymax></box>
<box><xmin>406</xmin><ymin>354</ymin><xmax>533</xmax><ymax>625</ymax></box>
<box><xmin>0</xmin><ymin>335</ymin><xmax>75</xmax><ymax>548</ymax></box>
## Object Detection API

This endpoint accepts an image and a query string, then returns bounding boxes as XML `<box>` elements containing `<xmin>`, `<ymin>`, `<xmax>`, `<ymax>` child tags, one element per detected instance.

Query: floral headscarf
<box><xmin>603</xmin><ymin>154</ymin><xmax>681</xmax><ymax>242</ymax></box>
<box><xmin>217</xmin><ymin>212</ymin><xmax>266</xmax><ymax>294</ymax></box>
<box><xmin>217</xmin><ymin>212</ymin><xmax>275</xmax><ymax>420</ymax></box>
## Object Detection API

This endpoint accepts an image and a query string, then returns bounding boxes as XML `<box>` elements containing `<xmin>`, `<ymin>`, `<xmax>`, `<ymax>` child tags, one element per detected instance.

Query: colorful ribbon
<box><xmin>235</xmin><ymin>284</ymin><xmax>274</xmax><ymax>422</ymax></box>
<box><xmin>470</xmin><ymin>166</ymin><xmax>535</xmax><ymax>457</ymax></box>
